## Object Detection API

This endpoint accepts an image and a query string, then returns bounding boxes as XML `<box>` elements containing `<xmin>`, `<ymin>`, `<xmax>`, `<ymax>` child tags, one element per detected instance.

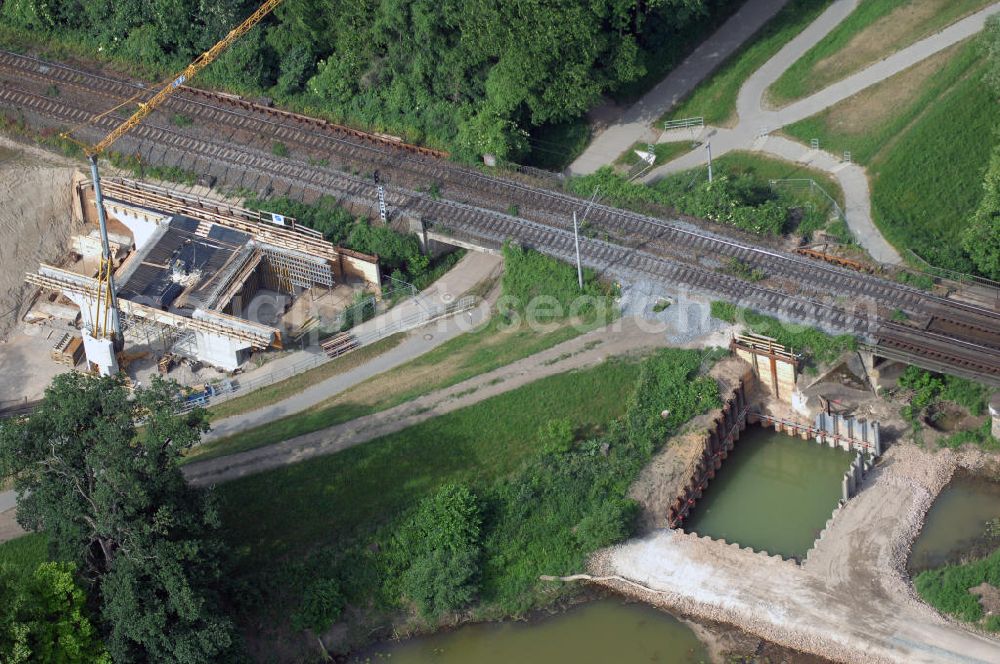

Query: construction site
<box><xmin>0</xmin><ymin>150</ymin><xmax>381</xmax><ymax>410</ymax></box>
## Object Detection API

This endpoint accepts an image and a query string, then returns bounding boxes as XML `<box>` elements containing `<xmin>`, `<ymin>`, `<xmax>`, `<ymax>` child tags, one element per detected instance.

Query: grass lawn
<box><xmin>206</xmin><ymin>333</ymin><xmax>406</xmax><ymax>422</ymax></box>
<box><xmin>784</xmin><ymin>39</ymin><xmax>995</xmax><ymax>271</ymax></box>
<box><xmin>665</xmin><ymin>0</ymin><xmax>834</xmax><ymax>127</ymax></box>
<box><xmin>215</xmin><ymin>357</ymin><xmax>644</xmax><ymax>564</ymax></box>
<box><xmin>769</xmin><ymin>0</ymin><xmax>995</xmax><ymax>104</ymax></box>
<box><xmin>186</xmin><ymin>317</ymin><xmax>605</xmax><ymax>464</ymax></box>
<box><xmin>710</xmin><ymin>151</ymin><xmax>846</xmax><ymax>208</ymax></box>
<box><xmin>0</xmin><ymin>533</ymin><xmax>49</xmax><ymax>582</ymax></box>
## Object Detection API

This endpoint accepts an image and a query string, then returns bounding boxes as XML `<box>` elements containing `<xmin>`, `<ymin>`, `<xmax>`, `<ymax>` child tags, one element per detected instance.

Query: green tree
<box><xmin>962</xmin><ymin>149</ymin><xmax>1000</xmax><ymax>280</ymax></box>
<box><xmin>0</xmin><ymin>562</ymin><xmax>109</xmax><ymax>664</ymax></box>
<box><xmin>389</xmin><ymin>483</ymin><xmax>482</xmax><ymax>618</ymax></box>
<box><xmin>0</xmin><ymin>373</ymin><xmax>238</xmax><ymax>663</ymax></box>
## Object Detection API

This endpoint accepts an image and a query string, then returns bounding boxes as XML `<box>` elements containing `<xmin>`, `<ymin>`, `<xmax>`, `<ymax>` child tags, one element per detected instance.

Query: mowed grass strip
<box><xmin>666</xmin><ymin>0</ymin><xmax>833</xmax><ymax>127</ymax></box>
<box><xmin>215</xmin><ymin>358</ymin><xmax>643</xmax><ymax>563</ymax></box>
<box><xmin>869</xmin><ymin>59</ymin><xmax>995</xmax><ymax>271</ymax></box>
<box><xmin>769</xmin><ymin>0</ymin><xmax>995</xmax><ymax>104</ymax></box>
<box><xmin>206</xmin><ymin>333</ymin><xmax>407</xmax><ymax>422</ymax></box>
<box><xmin>782</xmin><ymin>40</ymin><xmax>975</xmax><ymax>164</ymax></box>
<box><xmin>186</xmin><ymin>319</ymin><xmax>598</xmax><ymax>464</ymax></box>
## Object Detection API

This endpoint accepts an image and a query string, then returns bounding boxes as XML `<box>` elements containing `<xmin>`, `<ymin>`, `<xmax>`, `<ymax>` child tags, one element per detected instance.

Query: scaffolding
<box><xmin>259</xmin><ymin>244</ymin><xmax>333</xmax><ymax>291</ymax></box>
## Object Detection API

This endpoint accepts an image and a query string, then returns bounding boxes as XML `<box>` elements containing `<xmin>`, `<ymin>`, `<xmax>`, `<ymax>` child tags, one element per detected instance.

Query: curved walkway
<box><xmin>645</xmin><ymin>1</ymin><xmax>1000</xmax><ymax>265</ymax></box>
<box><xmin>568</xmin><ymin>0</ymin><xmax>793</xmax><ymax>175</ymax></box>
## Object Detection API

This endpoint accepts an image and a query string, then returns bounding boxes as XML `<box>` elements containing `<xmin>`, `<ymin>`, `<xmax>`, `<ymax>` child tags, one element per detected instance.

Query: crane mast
<box><xmin>77</xmin><ymin>0</ymin><xmax>284</xmax><ymax>355</ymax></box>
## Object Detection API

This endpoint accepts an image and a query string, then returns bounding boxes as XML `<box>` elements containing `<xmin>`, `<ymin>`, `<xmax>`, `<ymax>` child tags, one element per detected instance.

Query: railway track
<box><xmin>2</xmin><ymin>52</ymin><xmax>1000</xmax><ymax>384</ymax></box>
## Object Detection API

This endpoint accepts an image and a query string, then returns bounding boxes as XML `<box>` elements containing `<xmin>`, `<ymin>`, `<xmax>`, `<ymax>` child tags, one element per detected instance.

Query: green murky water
<box><xmin>356</xmin><ymin>599</ymin><xmax>709</xmax><ymax>664</ymax></box>
<box><xmin>909</xmin><ymin>472</ymin><xmax>1000</xmax><ymax>574</ymax></box>
<box><xmin>683</xmin><ymin>426</ymin><xmax>852</xmax><ymax>559</ymax></box>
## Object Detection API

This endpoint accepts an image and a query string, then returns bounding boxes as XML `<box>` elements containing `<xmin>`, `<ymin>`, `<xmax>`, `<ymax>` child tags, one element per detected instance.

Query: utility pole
<box><xmin>571</xmin><ymin>186</ymin><xmax>601</xmax><ymax>292</ymax></box>
<box><xmin>572</xmin><ymin>211</ymin><xmax>583</xmax><ymax>291</ymax></box>
<box><xmin>706</xmin><ymin>142</ymin><xmax>713</xmax><ymax>183</ymax></box>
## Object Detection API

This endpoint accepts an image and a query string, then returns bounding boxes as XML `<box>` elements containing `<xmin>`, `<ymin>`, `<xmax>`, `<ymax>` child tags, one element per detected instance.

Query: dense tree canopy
<box><xmin>0</xmin><ymin>562</ymin><xmax>109</xmax><ymax>663</ymax></box>
<box><xmin>0</xmin><ymin>373</ymin><xmax>238</xmax><ymax>663</ymax></box>
<box><xmin>963</xmin><ymin>16</ymin><xmax>1000</xmax><ymax>280</ymax></box>
<box><xmin>0</xmin><ymin>0</ymin><xmax>716</xmax><ymax>159</ymax></box>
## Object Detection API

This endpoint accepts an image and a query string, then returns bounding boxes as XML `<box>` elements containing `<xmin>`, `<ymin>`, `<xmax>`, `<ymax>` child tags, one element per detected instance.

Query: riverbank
<box><xmin>589</xmin><ymin>442</ymin><xmax>1000</xmax><ymax>663</ymax></box>
<box><xmin>350</xmin><ymin>588</ymin><xmax>834</xmax><ymax>664</ymax></box>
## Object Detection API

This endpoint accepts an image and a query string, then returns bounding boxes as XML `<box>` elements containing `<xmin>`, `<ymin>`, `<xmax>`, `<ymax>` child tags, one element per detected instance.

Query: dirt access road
<box><xmin>183</xmin><ymin>315</ymin><xmax>732</xmax><ymax>486</ymax></box>
<box><xmin>591</xmin><ymin>444</ymin><xmax>1000</xmax><ymax>663</ymax></box>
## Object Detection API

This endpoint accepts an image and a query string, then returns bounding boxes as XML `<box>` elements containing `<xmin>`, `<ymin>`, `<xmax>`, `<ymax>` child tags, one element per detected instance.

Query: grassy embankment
<box><xmin>769</xmin><ymin>0</ymin><xmax>996</xmax><ymax>104</ymax></box>
<box><xmin>215</xmin><ymin>344</ymin><xmax>722</xmax><ymax>655</ymax></box>
<box><xmin>664</xmin><ymin>0</ymin><xmax>834</xmax><ymax>127</ymax></box>
<box><xmin>915</xmin><ymin>548</ymin><xmax>1000</xmax><ymax>631</ymax></box>
<box><xmin>571</xmin><ymin>151</ymin><xmax>849</xmax><ymax>242</ymax></box>
<box><xmin>615</xmin><ymin>141</ymin><xmax>696</xmax><ymax>169</ymax></box>
<box><xmin>185</xmin><ymin>245</ymin><xmax>617</xmax><ymax>463</ymax></box>
<box><xmin>894</xmin><ymin>366</ymin><xmax>998</xmax><ymax>449</ymax></box>
<box><xmin>784</xmin><ymin>38</ymin><xmax>996</xmax><ymax>272</ymax></box>
<box><xmin>710</xmin><ymin>301</ymin><xmax>856</xmax><ymax>369</ymax></box>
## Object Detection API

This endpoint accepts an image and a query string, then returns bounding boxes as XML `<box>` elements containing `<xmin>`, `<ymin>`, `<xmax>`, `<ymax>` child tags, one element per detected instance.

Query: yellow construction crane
<box><xmin>68</xmin><ymin>0</ymin><xmax>284</xmax><ymax>349</ymax></box>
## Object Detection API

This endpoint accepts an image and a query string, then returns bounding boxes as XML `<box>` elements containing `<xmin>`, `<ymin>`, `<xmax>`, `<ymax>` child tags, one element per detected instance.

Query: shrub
<box><xmin>500</xmin><ymin>243</ymin><xmax>615</xmax><ymax>321</ymax></box>
<box><xmin>538</xmin><ymin>419</ymin><xmax>574</xmax><ymax>455</ymax></box>
<box><xmin>291</xmin><ymin>578</ymin><xmax>345</xmax><ymax>633</ymax></box>
<box><xmin>388</xmin><ymin>484</ymin><xmax>482</xmax><ymax>618</ymax></box>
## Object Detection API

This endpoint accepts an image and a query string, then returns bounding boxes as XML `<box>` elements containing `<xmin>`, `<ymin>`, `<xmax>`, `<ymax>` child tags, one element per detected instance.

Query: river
<box><xmin>356</xmin><ymin>598</ymin><xmax>710</xmax><ymax>663</ymax></box>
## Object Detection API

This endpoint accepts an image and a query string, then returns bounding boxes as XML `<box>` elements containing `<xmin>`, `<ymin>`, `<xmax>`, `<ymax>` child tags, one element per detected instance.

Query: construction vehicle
<box><xmin>62</xmin><ymin>0</ymin><xmax>284</xmax><ymax>373</ymax></box>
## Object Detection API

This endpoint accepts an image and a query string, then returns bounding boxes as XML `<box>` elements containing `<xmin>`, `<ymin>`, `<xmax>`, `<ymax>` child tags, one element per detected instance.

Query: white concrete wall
<box><xmin>194</xmin><ymin>331</ymin><xmax>248</xmax><ymax>372</ymax></box>
<box><xmin>105</xmin><ymin>203</ymin><xmax>169</xmax><ymax>251</ymax></box>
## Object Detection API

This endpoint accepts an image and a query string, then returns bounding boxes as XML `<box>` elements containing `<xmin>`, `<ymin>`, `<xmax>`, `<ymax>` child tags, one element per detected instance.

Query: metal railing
<box><xmin>178</xmin><ymin>295</ymin><xmax>480</xmax><ymax>412</ymax></box>
<box><xmin>663</xmin><ymin>116</ymin><xmax>704</xmax><ymax>131</ymax></box>
<box><xmin>904</xmin><ymin>249</ymin><xmax>1000</xmax><ymax>292</ymax></box>
<box><xmin>769</xmin><ymin>178</ymin><xmax>845</xmax><ymax>223</ymax></box>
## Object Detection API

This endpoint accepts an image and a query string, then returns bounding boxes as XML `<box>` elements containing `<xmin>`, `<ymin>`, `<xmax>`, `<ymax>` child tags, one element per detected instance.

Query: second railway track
<box><xmin>2</xmin><ymin>51</ymin><xmax>1000</xmax><ymax>384</ymax></box>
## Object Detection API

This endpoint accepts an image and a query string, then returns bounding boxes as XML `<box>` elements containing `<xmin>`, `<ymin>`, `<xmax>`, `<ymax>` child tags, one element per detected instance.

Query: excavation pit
<box><xmin>682</xmin><ymin>425</ymin><xmax>853</xmax><ymax>560</ymax></box>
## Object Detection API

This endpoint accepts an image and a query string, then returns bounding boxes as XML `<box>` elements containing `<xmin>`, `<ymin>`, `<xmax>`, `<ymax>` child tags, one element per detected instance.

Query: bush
<box><xmin>568</xmin><ymin>168</ymin><xmax>790</xmax><ymax>237</ymax></box>
<box><xmin>388</xmin><ymin>484</ymin><xmax>482</xmax><ymax>618</ymax></box>
<box><xmin>500</xmin><ymin>243</ymin><xmax>615</xmax><ymax>321</ymax></box>
<box><xmin>538</xmin><ymin>419</ymin><xmax>574</xmax><ymax>455</ymax></box>
<box><xmin>709</xmin><ymin>301</ymin><xmax>856</xmax><ymax>366</ymax></box>
<box><xmin>291</xmin><ymin>578</ymin><xmax>345</xmax><ymax>633</ymax></box>
<box><xmin>914</xmin><ymin>548</ymin><xmax>1000</xmax><ymax>623</ymax></box>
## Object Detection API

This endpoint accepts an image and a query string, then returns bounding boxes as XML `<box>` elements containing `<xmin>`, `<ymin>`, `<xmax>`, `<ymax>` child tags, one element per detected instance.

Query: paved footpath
<box><xmin>184</xmin><ymin>316</ymin><xmax>688</xmax><ymax>486</ymax></box>
<box><xmin>569</xmin><ymin>0</ymin><xmax>792</xmax><ymax>175</ymax></box>
<box><xmin>646</xmin><ymin>1</ymin><xmax>1000</xmax><ymax>264</ymax></box>
<box><xmin>205</xmin><ymin>252</ymin><xmax>502</xmax><ymax>441</ymax></box>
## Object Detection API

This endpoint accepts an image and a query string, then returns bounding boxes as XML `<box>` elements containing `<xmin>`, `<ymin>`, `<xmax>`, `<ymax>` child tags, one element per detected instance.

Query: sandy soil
<box><xmin>0</xmin><ymin>138</ymin><xmax>80</xmax><ymax>340</ymax></box>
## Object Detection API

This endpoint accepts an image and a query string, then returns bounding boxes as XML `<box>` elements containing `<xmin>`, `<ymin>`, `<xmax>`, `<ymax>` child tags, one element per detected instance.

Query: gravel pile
<box><xmin>617</xmin><ymin>278</ymin><xmax>733</xmax><ymax>346</ymax></box>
